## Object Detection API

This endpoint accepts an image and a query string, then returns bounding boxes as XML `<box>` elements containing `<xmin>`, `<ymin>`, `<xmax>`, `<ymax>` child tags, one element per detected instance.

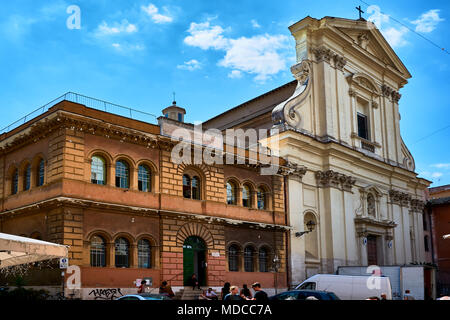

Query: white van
<box><xmin>295</xmin><ymin>274</ymin><xmax>392</xmax><ymax>300</ymax></box>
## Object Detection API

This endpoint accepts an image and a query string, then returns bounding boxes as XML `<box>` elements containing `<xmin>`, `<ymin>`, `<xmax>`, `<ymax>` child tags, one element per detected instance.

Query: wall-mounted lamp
<box><xmin>295</xmin><ymin>220</ymin><xmax>316</xmax><ymax>237</ymax></box>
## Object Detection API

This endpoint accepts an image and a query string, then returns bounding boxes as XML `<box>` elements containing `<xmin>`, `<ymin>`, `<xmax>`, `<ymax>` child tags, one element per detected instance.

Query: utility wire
<box><xmin>412</xmin><ymin>124</ymin><xmax>450</xmax><ymax>145</ymax></box>
<box><xmin>358</xmin><ymin>0</ymin><xmax>450</xmax><ymax>55</ymax></box>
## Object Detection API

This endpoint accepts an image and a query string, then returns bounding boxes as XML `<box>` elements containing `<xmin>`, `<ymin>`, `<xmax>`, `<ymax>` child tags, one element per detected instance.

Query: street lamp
<box><xmin>295</xmin><ymin>220</ymin><xmax>316</xmax><ymax>237</ymax></box>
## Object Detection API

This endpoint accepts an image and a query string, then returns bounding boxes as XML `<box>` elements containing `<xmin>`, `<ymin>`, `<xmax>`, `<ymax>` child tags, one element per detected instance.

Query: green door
<box><xmin>183</xmin><ymin>236</ymin><xmax>206</xmax><ymax>286</ymax></box>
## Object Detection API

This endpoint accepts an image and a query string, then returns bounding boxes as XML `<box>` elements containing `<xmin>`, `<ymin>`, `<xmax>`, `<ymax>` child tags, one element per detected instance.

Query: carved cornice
<box><xmin>315</xmin><ymin>170</ymin><xmax>356</xmax><ymax>192</ymax></box>
<box><xmin>0</xmin><ymin>111</ymin><xmax>161</xmax><ymax>153</ymax></box>
<box><xmin>312</xmin><ymin>45</ymin><xmax>347</xmax><ymax>71</ymax></box>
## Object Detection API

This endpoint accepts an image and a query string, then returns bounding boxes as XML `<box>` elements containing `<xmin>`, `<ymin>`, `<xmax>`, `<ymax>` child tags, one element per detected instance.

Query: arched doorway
<box><xmin>183</xmin><ymin>236</ymin><xmax>207</xmax><ymax>286</ymax></box>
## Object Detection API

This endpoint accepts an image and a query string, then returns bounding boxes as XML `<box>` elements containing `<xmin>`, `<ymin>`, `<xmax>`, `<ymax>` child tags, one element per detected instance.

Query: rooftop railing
<box><xmin>1</xmin><ymin>92</ymin><xmax>159</xmax><ymax>134</ymax></box>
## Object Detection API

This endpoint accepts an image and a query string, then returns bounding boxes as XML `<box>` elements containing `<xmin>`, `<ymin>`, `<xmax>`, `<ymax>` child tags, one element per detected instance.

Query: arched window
<box><xmin>11</xmin><ymin>169</ymin><xmax>18</xmax><ymax>195</ymax></box>
<box><xmin>259</xmin><ymin>247</ymin><xmax>269</xmax><ymax>272</ymax></box>
<box><xmin>115</xmin><ymin>237</ymin><xmax>130</xmax><ymax>268</ymax></box>
<box><xmin>227</xmin><ymin>181</ymin><xmax>237</xmax><ymax>205</ymax></box>
<box><xmin>257</xmin><ymin>187</ymin><xmax>266</xmax><ymax>210</ymax></box>
<box><xmin>191</xmin><ymin>176</ymin><xmax>200</xmax><ymax>200</ymax></box>
<box><xmin>183</xmin><ymin>174</ymin><xmax>201</xmax><ymax>200</ymax></box>
<box><xmin>228</xmin><ymin>245</ymin><xmax>239</xmax><ymax>272</ymax></box>
<box><xmin>90</xmin><ymin>235</ymin><xmax>106</xmax><ymax>267</ymax></box>
<box><xmin>138</xmin><ymin>239</ymin><xmax>152</xmax><ymax>268</ymax></box>
<box><xmin>138</xmin><ymin>165</ymin><xmax>151</xmax><ymax>192</ymax></box>
<box><xmin>183</xmin><ymin>175</ymin><xmax>191</xmax><ymax>199</ymax></box>
<box><xmin>24</xmin><ymin>165</ymin><xmax>31</xmax><ymax>191</ymax></box>
<box><xmin>37</xmin><ymin>159</ymin><xmax>45</xmax><ymax>187</ymax></box>
<box><xmin>242</xmin><ymin>184</ymin><xmax>251</xmax><ymax>208</ymax></box>
<box><xmin>115</xmin><ymin>161</ymin><xmax>130</xmax><ymax>189</ymax></box>
<box><xmin>244</xmin><ymin>246</ymin><xmax>255</xmax><ymax>272</ymax></box>
<box><xmin>367</xmin><ymin>193</ymin><xmax>376</xmax><ymax>217</ymax></box>
<box><xmin>91</xmin><ymin>156</ymin><xmax>106</xmax><ymax>185</ymax></box>
<box><xmin>424</xmin><ymin>236</ymin><xmax>430</xmax><ymax>252</ymax></box>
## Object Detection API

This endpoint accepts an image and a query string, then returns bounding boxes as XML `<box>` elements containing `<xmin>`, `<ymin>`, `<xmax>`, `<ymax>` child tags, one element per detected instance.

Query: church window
<box><xmin>357</xmin><ymin>113</ymin><xmax>369</xmax><ymax>140</ymax></box>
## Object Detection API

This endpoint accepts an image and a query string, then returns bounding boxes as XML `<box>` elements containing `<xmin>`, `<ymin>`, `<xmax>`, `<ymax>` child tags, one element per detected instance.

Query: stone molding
<box><xmin>410</xmin><ymin>199</ymin><xmax>426</xmax><ymax>212</ymax></box>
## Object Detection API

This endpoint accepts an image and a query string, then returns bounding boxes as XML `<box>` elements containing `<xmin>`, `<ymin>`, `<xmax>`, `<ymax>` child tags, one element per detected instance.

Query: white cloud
<box><xmin>411</xmin><ymin>9</ymin><xmax>444</xmax><ymax>33</ymax></box>
<box><xmin>251</xmin><ymin>19</ymin><xmax>261</xmax><ymax>29</ymax></box>
<box><xmin>183</xmin><ymin>20</ymin><xmax>290</xmax><ymax>82</ymax></box>
<box><xmin>228</xmin><ymin>70</ymin><xmax>243</xmax><ymax>79</ymax></box>
<box><xmin>111</xmin><ymin>42</ymin><xmax>145</xmax><ymax>53</ymax></box>
<box><xmin>383</xmin><ymin>26</ymin><xmax>409</xmax><ymax>47</ymax></box>
<box><xmin>367</xmin><ymin>5</ymin><xmax>409</xmax><ymax>48</ymax></box>
<box><xmin>177</xmin><ymin>59</ymin><xmax>202</xmax><ymax>71</ymax></box>
<box><xmin>184</xmin><ymin>21</ymin><xmax>229</xmax><ymax>50</ymax></box>
<box><xmin>219</xmin><ymin>34</ymin><xmax>289</xmax><ymax>81</ymax></box>
<box><xmin>141</xmin><ymin>4</ymin><xmax>173</xmax><ymax>24</ymax></box>
<box><xmin>96</xmin><ymin>20</ymin><xmax>138</xmax><ymax>36</ymax></box>
<box><xmin>431</xmin><ymin>163</ymin><xmax>450</xmax><ymax>169</ymax></box>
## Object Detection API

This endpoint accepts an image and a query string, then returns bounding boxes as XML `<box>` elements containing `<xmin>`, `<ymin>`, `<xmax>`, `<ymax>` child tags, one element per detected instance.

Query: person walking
<box><xmin>251</xmin><ymin>282</ymin><xmax>269</xmax><ymax>302</ymax></box>
<box><xmin>221</xmin><ymin>282</ymin><xmax>231</xmax><ymax>300</ymax></box>
<box><xmin>240</xmin><ymin>284</ymin><xmax>252</xmax><ymax>300</ymax></box>
<box><xmin>223</xmin><ymin>286</ymin><xmax>243</xmax><ymax>301</ymax></box>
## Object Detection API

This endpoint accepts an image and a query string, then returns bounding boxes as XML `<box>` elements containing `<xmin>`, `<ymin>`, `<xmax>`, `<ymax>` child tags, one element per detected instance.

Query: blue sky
<box><xmin>0</xmin><ymin>0</ymin><xmax>449</xmax><ymax>186</ymax></box>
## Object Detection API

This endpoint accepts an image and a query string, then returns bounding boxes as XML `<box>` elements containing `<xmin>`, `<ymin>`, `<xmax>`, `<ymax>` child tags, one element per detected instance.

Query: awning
<box><xmin>0</xmin><ymin>233</ymin><xmax>68</xmax><ymax>268</ymax></box>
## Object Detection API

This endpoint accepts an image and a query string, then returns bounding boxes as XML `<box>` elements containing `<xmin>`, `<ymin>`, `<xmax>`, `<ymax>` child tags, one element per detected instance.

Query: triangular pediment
<box><xmin>330</xmin><ymin>21</ymin><xmax>411</xmax><ymax>79</ymax></box>
<box><xmin>321</xmin><ymin>18</ymin><xmax>411</xmax><ymax>79</ymax></box>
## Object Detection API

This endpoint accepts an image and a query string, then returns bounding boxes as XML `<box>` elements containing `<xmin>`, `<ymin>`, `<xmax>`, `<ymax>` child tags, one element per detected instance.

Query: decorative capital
<box><xmin>315</xmin><ymin>170</ymin><xmax>355</xmax><ymax>191</ymax></box>
<box><xmin>410</xmin><ymin>199</ymin><xmax>426</xmax><ymax>212</ymax></box>
<box><xmin>278</xmin><ymin>162</ymin><xmax>307</xmax><ymax>179</ymax></box>
<box><xmin>381</xmin><ymin>85</ymin><xmax>401</xmax><ymax>103</ymax></box>
<box><xmin>389</xmin><ymin>189</ymin><xmax>411</xmax><ymax>207</ymax></box>
<box><xmin>313</xmin><ymin>45</ymin><xmax>333</xmax><ymax>63</ymax></box>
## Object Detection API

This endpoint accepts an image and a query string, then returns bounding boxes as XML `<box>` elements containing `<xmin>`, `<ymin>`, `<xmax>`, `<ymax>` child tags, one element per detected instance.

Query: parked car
<box><xmin>295</xmin><ymin>274</ymin><xmax>392</xmax><ymax>300</ymax></box>
<box><xmin>116</xmin><ymin>293</ymin><xmax>173</xmax><ymax>301</ymax></box>
<box><xmin>270</xmin><ymin>290</ymin><xmax>340</xmax><ymax>301</ymax></box>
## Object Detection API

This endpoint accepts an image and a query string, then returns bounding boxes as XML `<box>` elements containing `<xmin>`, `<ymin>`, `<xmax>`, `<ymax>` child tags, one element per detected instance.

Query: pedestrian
<box><xmin>224</xmin><ymin>286</ymin><xmax>243</xmax><ymax>301</ymax></box>
<box><xmin>137</xmin><ymin>279</ymin><xmax>147</xmax><ymax>294</ymax></box>
<box><xmin>221</xmin><ymin>282</ymin><xmax>231</xmax><ymax>300</ymax></box>
<box><xmin>380</xmin><ymin>293</ymin><xmax>387</xmax><ymax>300</ymax></box>
<box><xmin>404</xmin><ymin>290</ymin><xmax>415</xmax><ymax>300</ymax></box>
<box><xmin>240</xmin><ymin>284</ymin><xmax>252</xmax><ymax>300</ymax></box>
<box><xmin>190</xmin><ymin>274</ymin><xmax>201</xmax><ymax>290</ymax></box>
<box><xmin>201</xmin><ymin>288</ymin><xmax>218</xmax><ymax>300</ymax></box>
<box><xmin>159</xmin><ymin>280</ymin><xmax>175</xmax><ymax>298</ymax></box>
<box><xmin>251</xmin><ymin>282</ymin><xmax>269</xmax><ymax>302</ymax></box>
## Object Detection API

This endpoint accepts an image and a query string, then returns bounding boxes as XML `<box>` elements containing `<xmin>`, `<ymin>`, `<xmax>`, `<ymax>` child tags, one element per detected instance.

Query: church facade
<box><xmin>204</xmin><ymin>16</ymin><xmax>430</xmax><ymax>285</ymax></box>
<box><xmin>0</xmin><ymin>16</ymin><xmax>431</xmax><ymax>297</ymax></box>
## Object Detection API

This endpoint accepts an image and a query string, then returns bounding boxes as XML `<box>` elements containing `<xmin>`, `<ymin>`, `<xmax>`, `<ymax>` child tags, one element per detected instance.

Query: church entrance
<box><xmin>183</xmin><ymin>236</ymin><xmax>207</xmax><ymax>286</ymax></box>
<box><xmin>367</xmin><ymin>235</ymin><xmax>378</xmax><ymax>265</ymax></box>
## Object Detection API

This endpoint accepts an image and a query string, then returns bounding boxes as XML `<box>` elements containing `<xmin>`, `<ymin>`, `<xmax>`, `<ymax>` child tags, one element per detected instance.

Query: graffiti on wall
<box><xmin>88</xmin><ymin>288</ymin><xmax>123</xmax><ymax>300</ymax></box>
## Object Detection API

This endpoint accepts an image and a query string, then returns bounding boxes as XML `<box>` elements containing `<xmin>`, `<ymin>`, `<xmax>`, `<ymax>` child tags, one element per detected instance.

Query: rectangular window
<box><xmin>357</xmin><ymin>113</ymin><xmax>369</xmax><ymax>140</ymax></box>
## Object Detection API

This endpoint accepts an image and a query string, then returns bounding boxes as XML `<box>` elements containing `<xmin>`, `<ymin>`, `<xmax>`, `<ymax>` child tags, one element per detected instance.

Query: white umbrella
<box><xmin>0</xmin><ymin>233</ymin><xmax>68</xmax><ymax>268</ymax></box>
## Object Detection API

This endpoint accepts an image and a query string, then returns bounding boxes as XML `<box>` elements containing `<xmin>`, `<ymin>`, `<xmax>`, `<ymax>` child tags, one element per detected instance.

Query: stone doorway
<box><xmin>183</xmin><ymin>236</ymin><xmax>207</xmax><ymax>286</ymax></box>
